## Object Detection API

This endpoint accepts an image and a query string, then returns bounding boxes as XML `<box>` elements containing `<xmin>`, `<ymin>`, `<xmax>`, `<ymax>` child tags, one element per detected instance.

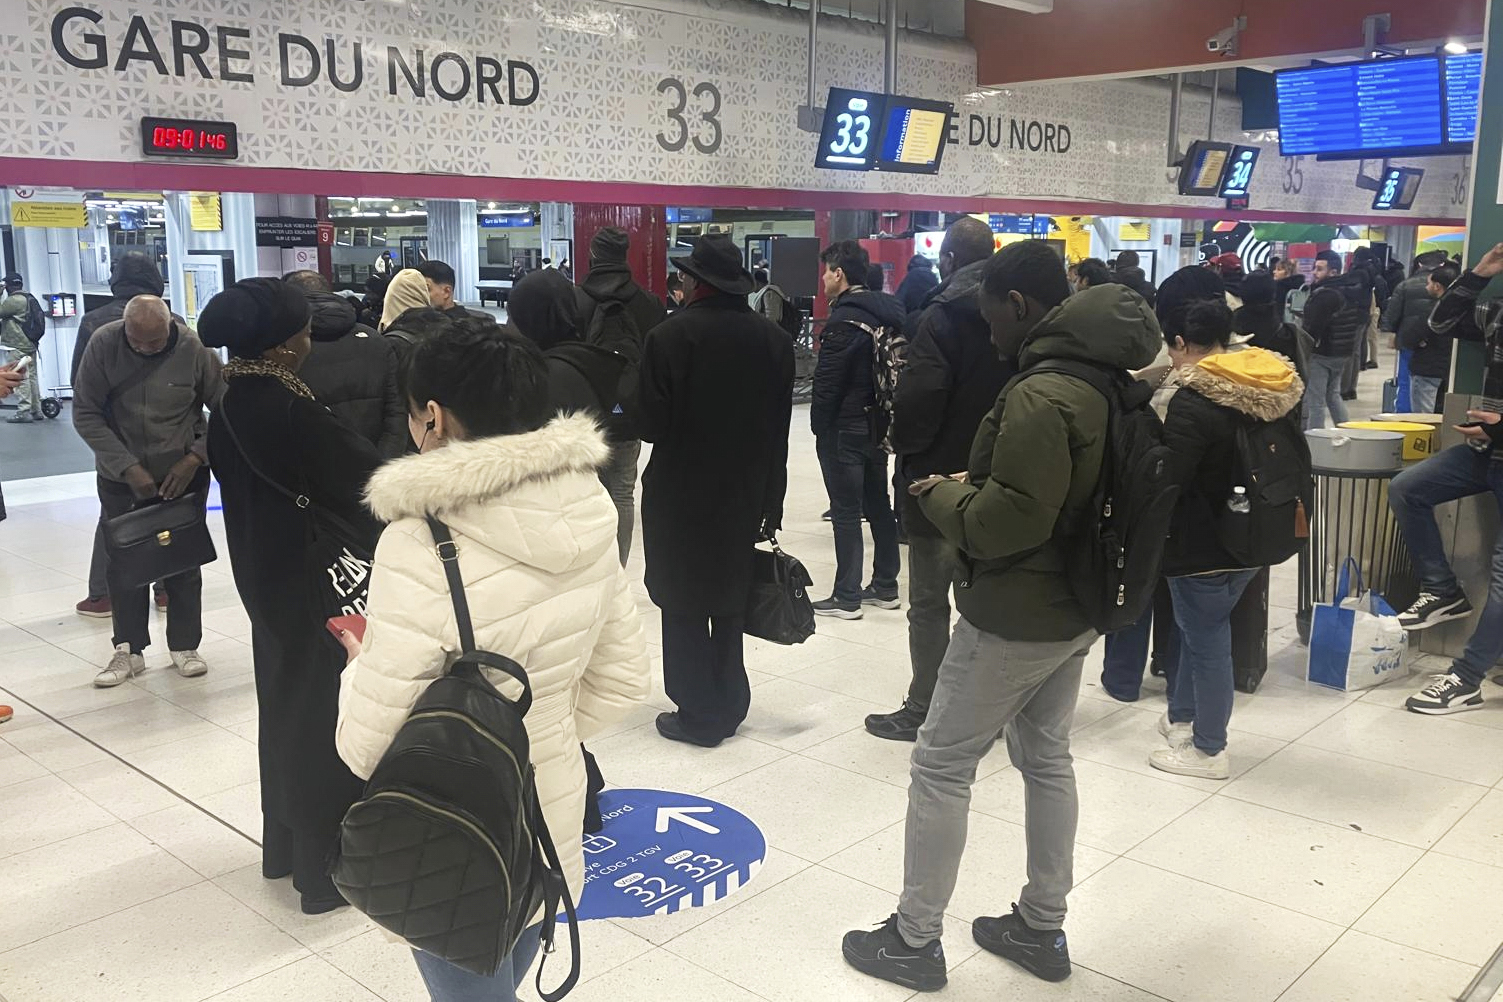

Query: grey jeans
<box><xmin>598</xmin><ymin>439</ymin><xmax>641</xmax><ymax>566</ymax></box>
<box><xmin>897</xmin><ymin>617</ymin><xmax>1095</xmax><ymax>943</ymax></box>
<box><xmin>905</xmin><ymin>532</ymin><xmax>961</xmax><ymax>711</ymax></box>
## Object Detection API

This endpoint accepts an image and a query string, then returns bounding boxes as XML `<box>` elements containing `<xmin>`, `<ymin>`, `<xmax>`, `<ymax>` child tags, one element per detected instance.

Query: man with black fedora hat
<box><xmin>636</xmin><ymin>234</ymin><xmax>795</xmax><ymax>747</ymax></box>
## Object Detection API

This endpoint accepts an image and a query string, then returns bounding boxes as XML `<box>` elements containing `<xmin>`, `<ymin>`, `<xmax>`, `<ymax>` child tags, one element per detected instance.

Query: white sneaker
<box><xmin>1149</xmin><ymin>742</ymin><xmax>1230</xmax><ymax>780</ymax></box>
<box><xmin>1157</xmin><ymin>711</ymin><xmax>1192</xmax><ymax>747</ymax></box>
<box><xmin>94</xmin><ymin>644</ymin><xmax>145</xmax><ymax>688</ymax></box>
<box><xmin>170</xmin><ymin>650</ymin><xmax>209</xmax><ymax>678</ymax></box>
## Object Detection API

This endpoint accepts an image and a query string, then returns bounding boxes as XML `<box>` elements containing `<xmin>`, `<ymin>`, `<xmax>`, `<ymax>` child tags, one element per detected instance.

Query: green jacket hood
<box><xmin>1018</xmin><ymin>284</ymin><xmax>1163</xmax><ymax>373</ymax></box>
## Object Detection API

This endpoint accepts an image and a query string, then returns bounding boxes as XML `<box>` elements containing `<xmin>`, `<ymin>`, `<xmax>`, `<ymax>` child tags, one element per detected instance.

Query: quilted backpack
<box><xmin>331</xmin><ymin>517</ymin><xmax>580</xmax><ymax>997</ymax></box>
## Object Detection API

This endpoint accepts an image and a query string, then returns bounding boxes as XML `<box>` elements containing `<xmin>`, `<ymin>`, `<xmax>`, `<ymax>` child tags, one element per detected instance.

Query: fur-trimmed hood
<box><xmin>364</xmin><ymin>412</ymin><xmax>615</xmax><ymax>576</ymax></box>
<box><xmin>1176</xmin><ymin>347</ymin><xmax>1304</xmax><ymax>422</ymax></box>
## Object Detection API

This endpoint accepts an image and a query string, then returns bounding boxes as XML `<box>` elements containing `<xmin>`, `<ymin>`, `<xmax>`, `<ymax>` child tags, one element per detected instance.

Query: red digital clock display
<box><xmin>140</xmin><ymin>117</ymin><xmax>239</xmax><ymax>160</ymax></box>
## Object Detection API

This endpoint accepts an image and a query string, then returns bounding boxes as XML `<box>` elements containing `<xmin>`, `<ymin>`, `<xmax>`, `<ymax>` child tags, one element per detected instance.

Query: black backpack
<box><xmin>584</xmin><ymin>298</ymin><xmax>643</xmax><ymax>441</ymax></box>
<box><xmin>779</xmin><ymin>298</ymin><xmax>804</xmax><ymax>339</ymax></box>
<box><xmin>1215</xmin><ymin>413</ymin><xmax>1311</xmax><ymax>567</ymax></box>
<box><xmin>331</xmin><ymin>518</ymin><xmax>580</xmax><ymax>998</ymax></box>
<box><xmin>1015</xmin><ymin>360</ymin><xmax>1179</xmax><ymax>634</ymax></box>
<box><xmin>20</xmin><ymin>293</ymin><xmax>44</xmax><ymax>344</ymax></box>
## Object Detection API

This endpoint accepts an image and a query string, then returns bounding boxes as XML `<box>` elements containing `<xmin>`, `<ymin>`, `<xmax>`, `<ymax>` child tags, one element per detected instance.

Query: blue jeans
<box><xmin>1304</xmin><ymin>353</ymin><xmax>1350</xmax><ymax>430</ymax></box>
<box><xmin>1389</xmin><ymin>445</ymin><xmax>1503</xmax><ymax>686</ymax></box>
<box><xmin>1168</xmin><ymin>570</ymin><xmax>1259</xmax><ymax>754</ymax></box>
<box><xmin>1409</xmin><ymin>375</ymin><xmax>1442</xmax><ymax>415</ymax></box>
<box><xmin>412</xmin><ymin>925</ymin><xmax>543</xmax><ymax>1002</ymax></box>
<box><xmin>817</xmin><ymin>429</ymin><xmax>900</xmax><ymax>604</ymax></box>
<box><xmin>1100</xmin><ymin>586</ymin><xmax>1179</xmax><ymax>701</ymax></box>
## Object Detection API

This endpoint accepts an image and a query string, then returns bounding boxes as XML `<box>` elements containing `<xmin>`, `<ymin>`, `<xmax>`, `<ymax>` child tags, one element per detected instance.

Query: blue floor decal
<box><xmin>574</xmin><ymin>788</ymin><xmax>766</xmax><ymax>922</ymax></box>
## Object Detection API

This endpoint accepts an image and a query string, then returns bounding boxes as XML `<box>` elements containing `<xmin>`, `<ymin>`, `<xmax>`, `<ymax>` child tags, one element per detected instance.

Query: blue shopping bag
<box><xmin>1308</xmin><ymin>559</ymin><xmax>1409</xmax><ymax>691</ymax></box>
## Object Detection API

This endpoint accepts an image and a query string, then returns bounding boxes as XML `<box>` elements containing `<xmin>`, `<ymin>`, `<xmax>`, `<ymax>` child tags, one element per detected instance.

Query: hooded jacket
<box><xmin>576</xmin><ymin>263</ymin><xmax>666</xmax><ymax>349</ymax></box>
<box><xmin>72</xmin><ymin>255</ymin><xmax>181</xmax><ymax>384</ymax></box>
<box><xmin>1305</xmin><ymin>270</ymin><xmax>1374</xmax><ymax>358</ymax></box>
<box><xmin>335</xmin><ymin>414</ymin><xmax>650</xmax><ymax>913</ymax></box>
<box><xmin>891</xmin><ymin>260</ymin><xmax>1015</xmax><ymax>537</ymax></box>
<box><xmin>1161</xmin><ymin>347</ymin><xmax>1305</xmax><ymax>577</ymax></box>
<box><xmin>1114</xmin><ymin>266</ymin><xmax>1158</xmax><ymax>308</ymax></box>
<box><xmin>296</xmin><ymin>292</ymin><xmax>408</xmax><ymax>458</ymax></box>
<box><xmin>812</xmin><ymin>287</ymin><xmax>909</xmax><ymax>438</ymax></box>
<box><xmin>896</xmin><ymin>258</ymin><xmax>939</xmax><ymax>314</ymax></box>
<box><xmin>1383</xmin><ymin>274</ymin><xmax>1448</xmax><ymax>379</ymax></box>
<box><xmin>920</xmin><ymin>284</ymin><xmax>1161</xmax><ymax>641</ymax></box>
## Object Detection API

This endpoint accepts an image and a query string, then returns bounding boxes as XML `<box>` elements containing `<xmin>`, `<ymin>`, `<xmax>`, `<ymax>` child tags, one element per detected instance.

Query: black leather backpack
<box><xmin>331</xmin><ymin>517</ymin><xmax>581</xmax><ymax>998</ymax></box>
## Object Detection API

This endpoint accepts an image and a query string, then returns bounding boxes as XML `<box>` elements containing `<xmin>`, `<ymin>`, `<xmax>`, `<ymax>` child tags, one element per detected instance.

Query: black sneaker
<box><xmin>1398</xmin><ymin>592</ymin><xmax>1474</xmax><ymax>631</ymax></box>
<box><xmin>865</xmin><ymin>702</ymin><xmax>926</xmax><ymax>742</ymax></box>
<box><xmin>860</xmin><ymin>586</ymin><xmax>901</xmax><ymax>611</ymax></box>
<box><xmin>973</xmin><ymin>905</ymin><xmax>1070</xmax><ymax>983</ymax></box>
<box><xmin>813</xmin><ymin>597</ymin><xmax>863</xmax><ymax>620</ymax></box>
<box><xmin>842</xmin><ymin>914</ymin><xmax>947</xmax><ymax>992</ymax></box>
<box><xmin>1406</xmin><ymin>673</ymin><xmax>1484</xmax><ymax>715</ymax></box>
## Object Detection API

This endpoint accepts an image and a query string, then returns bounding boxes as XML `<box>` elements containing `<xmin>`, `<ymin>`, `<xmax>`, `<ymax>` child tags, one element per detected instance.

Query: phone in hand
<box><xmin>9</xmin><ymin>355</ymin><xmax>29</xmax><ymax>375</ymax></box>
<box><xmin>326</xmin><ymin>614</ymin><xmax>367</xmax><ymax>644</ymax></box>
<box><xmin>1460</xmin><ymin>421</ymin><xmax>1486</xmax><ymax>429</ymax></box>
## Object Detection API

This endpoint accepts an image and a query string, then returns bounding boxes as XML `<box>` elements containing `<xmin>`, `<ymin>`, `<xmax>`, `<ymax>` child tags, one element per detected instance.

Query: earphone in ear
<box><xmin>425</xmin><ymin>419</ymin><xmax>435</xmax><ymax>431</ymax></box>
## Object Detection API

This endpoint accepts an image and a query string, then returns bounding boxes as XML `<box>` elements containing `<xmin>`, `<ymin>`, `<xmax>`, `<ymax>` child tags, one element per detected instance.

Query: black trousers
<box><xmin>661</xmin><ymin>611</ymin><xmax>749</xmax><ymax>742</ymax></box>
<box><xmin>97</xmin><ymin>471</ymin><xmax>208</xmax><ymax>655</ymax></box>
<box><xmin>262</xmin><ymin>816</ymin><xmax>340</xmax><ymax>904</ymax></box>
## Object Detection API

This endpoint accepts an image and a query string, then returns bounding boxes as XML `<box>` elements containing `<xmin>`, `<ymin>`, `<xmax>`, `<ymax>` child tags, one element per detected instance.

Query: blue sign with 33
<box><xmin>573</xmin><ymin>788</ymin><xmax>766</xmax><ymax>922</ymax></box>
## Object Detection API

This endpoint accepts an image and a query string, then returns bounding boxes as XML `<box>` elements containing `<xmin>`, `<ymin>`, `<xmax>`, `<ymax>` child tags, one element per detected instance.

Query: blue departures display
<box><xmin>1277</xmin><ymin>56</ymin><xmax>1445</xmax><ymax>157</ymax></box>
<box><xmin>1446</xmin><ymin>52</ymin><xmax>1483</xmax><ymax>144</ymax></box>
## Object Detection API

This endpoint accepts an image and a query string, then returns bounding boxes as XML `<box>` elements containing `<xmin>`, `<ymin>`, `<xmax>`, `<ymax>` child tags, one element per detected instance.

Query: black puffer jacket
<box><xmin>812</xmin><ymin>288</ymin><xmax>908</xmax><ymax>439</ymax></box>
<box><xmin>297</xmin><ymin>292</ymin><xmax>407</xmax><ymax>458</ymax></box>
<box><xmin>1115</xmin><ymin>266</ymin><xmax>1157</xmax><ymax>308</ymax></box>
<box><xmin>1305</xmin><ymin>271</ymin><xmax>1374</xmax><ymax>358</ymax></box>
<box><xmin>72</xmin><ymin>254</ymin><xmax>177</xmax><ymax>384</ymax></box>
<box><xmin>890</xmin><ymin>261</ymin><xmax>1015</xmax><ymax>537</ymax></box>
<box><xmin>1384</xmin><ymin>275</ymin><xmax>1448</xmax><ymax>379</ymax></box>
<box><xmin>896</xmin><ymin>258</ymin><xmax>939</xmax><ymax>314</ymax></box>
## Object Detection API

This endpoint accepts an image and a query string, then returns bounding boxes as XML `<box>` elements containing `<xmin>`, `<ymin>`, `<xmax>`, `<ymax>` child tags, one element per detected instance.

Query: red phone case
<box><xmin>326</xmin><ymin>614</ymin><xmax>367</xmax><ymax>644</ymax></box>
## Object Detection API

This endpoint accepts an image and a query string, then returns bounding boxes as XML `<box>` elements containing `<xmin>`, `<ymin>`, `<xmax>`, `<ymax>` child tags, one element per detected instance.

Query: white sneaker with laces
<box><xmin>171</xmin><ymin>650</ymin><xmax>209</xmax><ymax>678</ymax></box>
<box><xmin>1406</xmin><ymin>672</ymin><xmax>1483</xmax><ymax>715</ymax></box>
<box><xmin>1157</xmin><ymin>711</ymin><xmax>1192</xmax><ymax>747</ymax></box>
<box><xmin>1149</xmin><ymin>741</ymin><xmax>1230</xmax><ymax>780</ymax></box>
<box><xmin>95</xmin><ymin>644</ymin><xmax>145</xmax><ymax>688</ymax></box>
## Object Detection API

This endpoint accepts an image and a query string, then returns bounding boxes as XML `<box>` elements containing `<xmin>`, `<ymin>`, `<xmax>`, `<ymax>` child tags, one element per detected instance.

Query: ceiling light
<box><xmin>1445</xmin><ymin>40</ymin><xmax>1469</xmax><ymax>54</ymax></box>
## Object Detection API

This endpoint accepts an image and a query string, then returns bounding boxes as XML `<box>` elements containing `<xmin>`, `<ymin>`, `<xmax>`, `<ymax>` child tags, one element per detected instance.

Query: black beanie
<box><xmin>1156</xmin><ymin>266</ymin><xmax>1226</xmax><ymax>336</ymax></box>
<box><xmin>590</xmin><ymin>227</ymin><xmax>630</xmax><ymax>267</ymax></box>
<box><xmin>1238</xmin><ymin>271</ymin><xmax>1278</xmax><ymax>308</ymax></box>
<box><xmin>198</xmin><ymin>278</ymin><xmax>313</xmax><ymax>359</ymax></box>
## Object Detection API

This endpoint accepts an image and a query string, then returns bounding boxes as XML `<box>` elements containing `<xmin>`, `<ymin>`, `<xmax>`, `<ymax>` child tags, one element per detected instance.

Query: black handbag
<box><xmin>219</xmin><ymin>406</ymin><xmax>377</xmax><ymax>627</ymax></box>
<box><xmin>102</xmin><ymin>492</ymin><xmax>216</xmax><ymax>588</ymax></box>
<box><xmin>744</xmin><ymin>534</ymin><xmax>816</xmax><ymax>645</ymax></box>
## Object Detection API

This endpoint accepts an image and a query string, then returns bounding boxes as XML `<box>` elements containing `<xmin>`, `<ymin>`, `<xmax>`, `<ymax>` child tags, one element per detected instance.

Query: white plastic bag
<box><xmin>1307</xmin><ymin>559</ymin><xmax>1409</xmax><ymax>692</ymax></box>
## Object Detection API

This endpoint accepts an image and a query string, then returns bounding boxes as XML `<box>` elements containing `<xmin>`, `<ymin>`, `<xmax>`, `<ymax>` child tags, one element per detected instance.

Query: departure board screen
<box><xmin>816</xmin><ymin>89</ymin><xmax>888</xmax><ymax>171</ymax></box>
<box><xmin>1177</xmin><ymin>141</ymin><xmax>1233</xmax><ymax>196</ymax></box>
<box><xmin>1218</xmin><ymin>146</ymin><xmax>1260</xmax><ymax>199</ymax></box>
<box><xmin>875</xmin><ymin>96</ymin><xmax>953</xmax><ymax>174</ymax></box>
<box><xmin>1372</xmin><ymin>166</ymin><xmax>1424</xmax><ymax>211</ymax></box>
<box><xmin>1276</xmin><ymin>56</ymin><xmax>1448</xmax><ymax>159</ymax></box>
<box><xmin>1445</xmin><ymin>52</ymin><xmax>1483</xmax><ymax>144</ymax></box>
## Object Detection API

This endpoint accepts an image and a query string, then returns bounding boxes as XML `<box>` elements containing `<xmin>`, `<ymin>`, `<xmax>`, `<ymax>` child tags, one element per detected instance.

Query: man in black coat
<box><xmin>867</xmin><ymin>218</ymin><xmax>1008</xmax><ymax>742</ymax></box>
<box><xmin>575</xmin><ymin>227</ymin><xmax>667</xmax><ymax>564</ymax></box>
<box><xmin>1112</xmin><ymin>250</ymin><xmax>1157</xmax><ymax>307</ymax></box>
<box><xmin>73</xmin><ymin>251</ymin><xmax>186</xmax><ymax>620</ymax></box>
<box><xmin>638</xmin><ymin>235</ymin><xmax>794</xmax><ymax>748</ymax></box>
<box><xmin>896</xmin><ymin>255</ymin><xmax>939</xmax><ymax>314</ymax></box>
<box><xmin>1304</xmin><ymin>251</ymin><xmax>1372</xmax><ymax>429</ymax></box>
<box><xmin>284</xmin><ymin>271</ymin><xmax>407</xmax><ymax>459</ymax></box>
<box><xmin>812</xmin><ymin>240</ymin><xmax>905</xmax><ymax>619</ymax></box>
<box><xmin>1387</xmin><ymin>263</ymin><xmax>1456</xmax><ymax>413</ymax></box>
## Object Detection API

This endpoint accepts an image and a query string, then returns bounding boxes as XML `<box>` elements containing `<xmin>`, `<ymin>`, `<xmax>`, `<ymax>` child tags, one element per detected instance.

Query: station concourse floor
<box><xmin>2</xmin><ymin>384</ymin><xmax>1503</xmax><ymax>1002</ymax></box>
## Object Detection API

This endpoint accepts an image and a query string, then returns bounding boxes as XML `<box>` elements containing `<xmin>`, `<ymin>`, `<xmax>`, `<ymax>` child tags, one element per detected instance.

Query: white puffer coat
<box><xmin>335</xmin><ymin>413</ymin><xmax>650</xmax><ymax>905</ymax></box>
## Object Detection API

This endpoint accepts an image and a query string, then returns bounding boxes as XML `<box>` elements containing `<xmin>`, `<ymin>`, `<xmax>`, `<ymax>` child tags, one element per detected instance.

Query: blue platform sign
<box><xmin>573</xmin><ymin>788</ymin><xmax>765</xmax><ymax>922</ymax></box>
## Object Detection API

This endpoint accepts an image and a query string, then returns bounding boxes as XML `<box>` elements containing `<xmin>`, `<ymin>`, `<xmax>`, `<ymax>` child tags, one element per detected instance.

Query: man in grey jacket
<box><xmin>73</xmin><ymin>296</ymin><xmax>225</xmax><ymax>688</ymax></box>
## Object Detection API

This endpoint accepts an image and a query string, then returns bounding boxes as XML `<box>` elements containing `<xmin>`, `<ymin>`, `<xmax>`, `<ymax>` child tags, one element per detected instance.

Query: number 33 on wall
<box><xmin>657</xmin><ymin>77</ymin><xmax>723</xmax><ymax>154</ymax></box>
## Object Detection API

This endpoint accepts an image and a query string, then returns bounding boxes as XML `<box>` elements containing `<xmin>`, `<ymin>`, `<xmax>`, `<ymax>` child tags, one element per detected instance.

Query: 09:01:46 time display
<box><xmin>151</xmin><ymin>127</ymin><xmax>229</xmax><ymax>151</ymax></box>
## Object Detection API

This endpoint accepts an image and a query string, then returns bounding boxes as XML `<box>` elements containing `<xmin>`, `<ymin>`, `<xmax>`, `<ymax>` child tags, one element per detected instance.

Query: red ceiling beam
<box><xmin>967</xmin><ymin>0</ymin><xmax>1485</xmax><ymax>86</ymax></box>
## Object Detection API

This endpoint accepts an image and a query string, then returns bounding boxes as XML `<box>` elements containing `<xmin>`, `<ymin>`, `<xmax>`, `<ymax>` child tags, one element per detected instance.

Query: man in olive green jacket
<box><xmin>844</xmin><ymin>242</ymin><xmax>1163</xmax><ymax>990</ymax></box>
<box><xmin>0</xmin><ymin>273</ymin><xmax>41</xmax><ymax>422</ymax></box>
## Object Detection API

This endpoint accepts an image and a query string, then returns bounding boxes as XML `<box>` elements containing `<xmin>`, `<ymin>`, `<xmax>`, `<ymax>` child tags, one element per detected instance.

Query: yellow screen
<box><xmin>892</xmin><ymin>109</ymin><xmax>947</xmax><ymax>164</ymax></box>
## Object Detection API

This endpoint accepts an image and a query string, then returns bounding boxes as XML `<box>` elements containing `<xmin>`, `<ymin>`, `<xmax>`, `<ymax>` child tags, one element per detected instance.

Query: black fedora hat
<box><xmin>673</xmin><ymin>234</ymin><xmax>755</xmax><ymax>296</ymax></box>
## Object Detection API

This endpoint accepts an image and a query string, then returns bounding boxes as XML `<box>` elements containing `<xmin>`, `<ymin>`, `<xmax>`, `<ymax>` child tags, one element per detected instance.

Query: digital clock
<box><xmin>140</xmin><ymin>117</ymin><xmax>239</xmax><ymax>160</ymax></box>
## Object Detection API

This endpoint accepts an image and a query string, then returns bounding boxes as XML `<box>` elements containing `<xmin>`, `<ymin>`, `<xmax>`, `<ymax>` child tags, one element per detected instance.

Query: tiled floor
<box><xmin>3</xmin><ymin>395</ymin><xmax>1501</xmax><ymax>1002</ymax></box>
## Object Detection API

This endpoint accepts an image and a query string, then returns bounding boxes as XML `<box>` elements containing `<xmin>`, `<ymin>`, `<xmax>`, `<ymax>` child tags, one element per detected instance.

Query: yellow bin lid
<box><xmin>1341</xmin><ymin>421</ymin><xmax>1435</xmax><ymax>433</ymax></box>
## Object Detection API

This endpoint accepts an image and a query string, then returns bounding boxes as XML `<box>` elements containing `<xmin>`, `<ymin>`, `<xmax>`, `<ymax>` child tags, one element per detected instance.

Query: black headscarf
<box><xmin>508</xmin><ymin>269</ymin><xmax>580</xmax><ymax>352</ymax></box>
<box><xmin>198</xmin><ymin>278</ymin><xmax>312</xmax><ymax>359</ymax></box>
<box><xmin>1156</xmin><ymin>266</ymin><xmax>1226</xmax><ymax>338</ymax></box>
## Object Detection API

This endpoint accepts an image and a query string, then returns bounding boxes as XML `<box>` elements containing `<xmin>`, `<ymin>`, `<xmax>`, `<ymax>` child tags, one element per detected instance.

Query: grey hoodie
<box><xmin>72</xmin><ymin>320</ymin><xmax>225</xmax><ymax>483</ymax></box>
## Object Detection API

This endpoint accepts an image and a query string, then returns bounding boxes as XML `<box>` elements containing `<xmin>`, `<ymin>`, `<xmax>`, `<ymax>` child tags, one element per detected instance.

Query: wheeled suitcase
<box><xmin>1231</xmin><ymin>567</ymin><xmax>1271</xmax><ymax>694</ymax></box>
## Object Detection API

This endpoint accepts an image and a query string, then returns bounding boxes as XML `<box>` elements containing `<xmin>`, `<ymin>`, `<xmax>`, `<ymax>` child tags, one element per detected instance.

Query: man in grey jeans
<box><xmin>842</xmin><ymin>242</ymin><xmax>1161</xmax><ymax>990</ymax></box>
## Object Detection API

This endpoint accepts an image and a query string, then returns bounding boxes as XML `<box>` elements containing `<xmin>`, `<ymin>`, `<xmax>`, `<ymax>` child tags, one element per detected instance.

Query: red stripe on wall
<box><xmin>0</xmin><ymin>156</ymin><xmax>1465</xmax><ymax>228</ymax></box>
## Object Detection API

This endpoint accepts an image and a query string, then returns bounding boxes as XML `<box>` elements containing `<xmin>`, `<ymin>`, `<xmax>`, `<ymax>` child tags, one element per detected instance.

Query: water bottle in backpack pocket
<box><xmin>1214</xmin><ymin>414</ymin><xmax>1312</xmax><ymax>567</ymax></box>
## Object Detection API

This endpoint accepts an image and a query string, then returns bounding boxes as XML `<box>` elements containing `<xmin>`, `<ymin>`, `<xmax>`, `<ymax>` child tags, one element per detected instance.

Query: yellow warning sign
<box><xmin>11</xmin><ymin>201</ymin><xmax>86</xmax><ymax>228</ymax></box>
<box><xmin>190</xmin><ymin>193</ymin><xmax>222</xmax><ymax>232</ymax></box>
<box><xmin>1118</xmin><ymin>220</ymin><xmax>1152</xmax><ymax>242</ymax></box>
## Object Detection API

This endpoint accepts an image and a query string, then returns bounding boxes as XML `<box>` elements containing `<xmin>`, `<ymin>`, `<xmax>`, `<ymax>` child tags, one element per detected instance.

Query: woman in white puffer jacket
<box><xmin>334</xmin><ymin>321</ymin><xmax>649</xmax><ymax>1001</ymax></box>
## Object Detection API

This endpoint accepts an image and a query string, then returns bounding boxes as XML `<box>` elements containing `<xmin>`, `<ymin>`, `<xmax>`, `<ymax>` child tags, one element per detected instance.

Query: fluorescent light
<box><xmin>1445</xmin><ymin>40</ymin><xmax>1469</xmax><ymax>54</ymax></box>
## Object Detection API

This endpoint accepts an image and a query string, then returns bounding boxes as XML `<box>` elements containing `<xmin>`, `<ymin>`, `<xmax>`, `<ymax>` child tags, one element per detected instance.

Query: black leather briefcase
<box><xmin>102</xmin><ymin>493</ymin><xmax>216</xmax><ymax>588</ymax></box>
